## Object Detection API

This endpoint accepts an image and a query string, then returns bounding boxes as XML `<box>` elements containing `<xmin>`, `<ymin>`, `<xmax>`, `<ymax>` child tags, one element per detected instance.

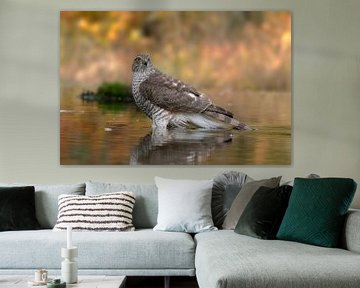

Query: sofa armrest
<box><xmin>342</xmin><ymin>209</ymin><xmax>360</xmax><ymax>253</ymax></box>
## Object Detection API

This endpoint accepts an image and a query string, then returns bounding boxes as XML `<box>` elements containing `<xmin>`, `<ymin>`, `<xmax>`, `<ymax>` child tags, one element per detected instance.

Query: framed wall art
<box><xmin>60</xmin><ymin>11</ymin><xmax>291</xmax><ymax>165</ymax></box>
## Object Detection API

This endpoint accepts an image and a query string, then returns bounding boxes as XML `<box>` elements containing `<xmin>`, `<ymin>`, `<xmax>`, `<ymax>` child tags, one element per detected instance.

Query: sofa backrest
<box><xmin>86</xmin><ymin>181</ymin><xmax>158</xmax><ymax>229</ymax></box>
<box><xmin>0</xmin><ymin>182</ymin><xmax>86</xmax><ymax>228</ymax></box>
<box><xmin>341</xmin><ymin>209</ymin><xmax>360</xmax><ymax>253</ymax></box>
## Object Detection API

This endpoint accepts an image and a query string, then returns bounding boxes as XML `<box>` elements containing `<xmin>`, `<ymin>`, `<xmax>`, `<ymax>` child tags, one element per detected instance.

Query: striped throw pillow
<box><xmin>53</xmin><ymin>192</ymin><xmax>136</xmax><ymax>231</ymax></box>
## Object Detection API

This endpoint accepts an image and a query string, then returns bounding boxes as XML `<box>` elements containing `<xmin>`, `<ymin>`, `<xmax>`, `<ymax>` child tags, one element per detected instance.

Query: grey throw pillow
<box><xmin>212</xmin><ymin>171</ymin><xmax>253</xmax><ymax>228</ymax></box>
<box><xmin>222</xmin><ymin>176</ymin><xmax>281</xmax><ymax>230</ymax></box>
<box><xmin>153</xmin><ymin>177</ymin><xmax>217</xmax><ymax>233</ymax></box>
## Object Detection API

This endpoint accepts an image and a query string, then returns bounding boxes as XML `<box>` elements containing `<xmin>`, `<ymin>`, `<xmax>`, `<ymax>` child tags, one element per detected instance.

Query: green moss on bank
<box><xmin>80</xmin><ymin>82</ymin><xmax>133</xmax><ymax>103</ymax></box>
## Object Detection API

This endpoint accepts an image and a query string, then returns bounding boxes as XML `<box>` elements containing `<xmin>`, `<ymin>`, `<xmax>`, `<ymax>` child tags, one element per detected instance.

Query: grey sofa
<box><xmin>0</xmin><ymin>181</ymin><xmax>195</xmax><ymax>280</ymax></box>
<box><xmin>195</xmin><ymin>211</ymin><xmax>360</xmax><ymax>288</ymax></box>
<box><xmin>0</xmin><ymin>181</ymin><xmax>360</xmax><ymax>288</ymax></box>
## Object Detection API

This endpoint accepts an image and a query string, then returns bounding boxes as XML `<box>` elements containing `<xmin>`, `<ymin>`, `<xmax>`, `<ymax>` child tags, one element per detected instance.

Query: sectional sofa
<box><xmin>0</xmin><ymin>180</ymin><xmax>359</xmax><ymax>288</ymax></box>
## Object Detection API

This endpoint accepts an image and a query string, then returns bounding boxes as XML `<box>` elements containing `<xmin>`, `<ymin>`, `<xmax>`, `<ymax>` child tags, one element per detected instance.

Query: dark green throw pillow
<box><xmin>235</xmin><ymin>185</ymin><xmax>293</xmax><ymax>239</ymax></box>
<box><xmin>277</xmin><ymin>178</ymin><xmax>357</xmax><ymax>247</ymax></box>
<box><xmin>0</xmin><ymin>186</ymin><xmax>41</xmax><ymax>231</ymax></box>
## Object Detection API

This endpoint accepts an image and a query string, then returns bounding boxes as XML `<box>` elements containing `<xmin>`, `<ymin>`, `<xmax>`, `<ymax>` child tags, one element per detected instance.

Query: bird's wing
<box><xmin>139</xmin><ymin>72</ymin><xmax>212</xmax><ymax>113</ymax></box>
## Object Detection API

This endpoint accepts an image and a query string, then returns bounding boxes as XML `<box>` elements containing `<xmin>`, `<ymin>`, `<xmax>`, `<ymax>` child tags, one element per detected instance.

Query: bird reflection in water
<box><xmin>130</xmin><ymin>128</ymin><xmax>234</xmax><ymax>165</ymax></box>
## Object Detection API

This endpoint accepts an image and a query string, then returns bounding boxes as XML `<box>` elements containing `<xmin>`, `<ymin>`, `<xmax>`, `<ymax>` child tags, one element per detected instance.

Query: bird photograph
<box><xmin>60</xmin><ymin>11</ymin><xmax>291</xmax><ymax>165</ymax></box>
<box><xmin>131</xmin><ymin>54</ymin><xmax>252</xmax><ymax>131</ymax></box>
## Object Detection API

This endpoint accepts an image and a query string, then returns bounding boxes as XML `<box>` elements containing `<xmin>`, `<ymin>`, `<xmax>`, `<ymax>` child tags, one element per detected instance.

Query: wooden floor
<box><xmin>126</xmin><ymin>276</ymin><xmax>199</xmax><ymax>288</ymax></box>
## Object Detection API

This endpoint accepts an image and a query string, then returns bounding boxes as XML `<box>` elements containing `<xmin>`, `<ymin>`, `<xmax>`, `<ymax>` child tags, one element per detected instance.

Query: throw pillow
<box><xmin>153</xmin><ymin>177</ymin><xmax>217</xmax><ymax>233</ymax></box>
<box><xmin>222</xmin><ymin>176</ymin><xmax>281</xmax><ymax>230</ymax></box>
<box><xmin>0</xmin><ymin>186</ymin><xmax>41</xmax><ymax>231</ymax></box>
<box><xmin>277</xmin><ymin>178</ymin><xmax>357</xmax><ymax>248</ymax></box>
<box><xmin>0</xmin><ymin>182</ymin><xmax>86</xmax><ymax>228</ymax></box>
<box><xmin>53</xmin><ymin>192</ymin><xmax>136</xmax><ymax>231</ymax></box>
<box><xmin>234</xmin><ymin>185</ymin><xmax>293</xmax><ymax>239</ymax></box>
<box><xmin>212</xmin><ymin>171</ymin><xmax>252</xmax><ymax>228</ymax></box>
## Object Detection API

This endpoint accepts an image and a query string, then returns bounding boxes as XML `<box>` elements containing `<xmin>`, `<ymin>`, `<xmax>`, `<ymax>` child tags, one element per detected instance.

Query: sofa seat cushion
<box><xmin>0</xmin><ymin>229</ymin><xmax>195</xmax><ymax>270</ymax></box>
<box><xmin>195</xmin><ymin>230</ymin><xmax>360</xmax><ymax>288</ymax></box>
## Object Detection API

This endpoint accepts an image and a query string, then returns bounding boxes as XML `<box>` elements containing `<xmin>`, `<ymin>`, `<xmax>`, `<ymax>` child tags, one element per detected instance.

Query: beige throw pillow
<box><xmin>222</xmin><ymin>176</ymin><xmax>281</xmax><ymax>230</ymax></box>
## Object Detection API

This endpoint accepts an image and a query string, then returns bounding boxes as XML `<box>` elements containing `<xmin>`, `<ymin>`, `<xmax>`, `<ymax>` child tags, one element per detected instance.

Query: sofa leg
<box><xmin>164</xmin><ymin>276</ymin><xmax>170</xmax><ymax>288</ymax></box>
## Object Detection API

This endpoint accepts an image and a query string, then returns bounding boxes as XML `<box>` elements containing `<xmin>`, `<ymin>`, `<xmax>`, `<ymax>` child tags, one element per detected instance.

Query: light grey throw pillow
<box><xmin>0</xmin><ymin>183</ymin><xmax>85</xmax><ymax>228</ymax></box>
<box><xmin>153</xmin><ymin>177</ymin><xmax>217</xmax><ymax>233</ymax></box>
<box><xmin>222</xmin><ymin>176</ymin><xmax>281</xmax><ymax>230</ymax></box>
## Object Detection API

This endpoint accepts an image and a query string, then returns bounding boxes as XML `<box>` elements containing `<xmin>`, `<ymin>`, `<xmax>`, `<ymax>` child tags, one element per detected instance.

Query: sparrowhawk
<box><xmin>131</xmin><ymin>54</ymin><xmax>252</xmax><ymax>130</ymax></box>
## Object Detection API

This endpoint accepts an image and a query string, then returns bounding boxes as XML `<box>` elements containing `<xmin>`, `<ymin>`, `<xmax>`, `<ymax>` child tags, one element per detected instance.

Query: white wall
<box><xmin>0</xmin><ymin>0</ymin><xmax>359</xmax><ymax>208</ymax></box>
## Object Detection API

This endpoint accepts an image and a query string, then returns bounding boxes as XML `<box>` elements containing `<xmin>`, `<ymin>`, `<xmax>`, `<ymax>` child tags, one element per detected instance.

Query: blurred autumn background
<box><xmin>60</xmin><ymin>11</ymin><xmax>291</xmax><ymax>165</ymax></box>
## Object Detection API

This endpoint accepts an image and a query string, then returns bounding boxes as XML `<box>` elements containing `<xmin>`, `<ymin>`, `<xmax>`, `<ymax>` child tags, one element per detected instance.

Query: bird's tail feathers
<box><xmin>169</xmin><ymin>112</ymin><xmax>253</xmax><ymax>130</ymax></box>
<box><xmin>204</xmin><ymin>111</ymin><xmax>253</xmax><ymax>131</ymax></box>
<box><xmin>170</xmin><ymin>113</ymin><xmax>228</xmax><ymax>129</ymax></box>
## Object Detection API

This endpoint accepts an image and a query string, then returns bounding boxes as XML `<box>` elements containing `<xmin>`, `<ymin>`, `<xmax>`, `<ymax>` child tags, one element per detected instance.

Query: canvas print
<box><xmin>60</xmin><ymin>11</ymin><xmax>291</xmax><ymax>165</ymax></box>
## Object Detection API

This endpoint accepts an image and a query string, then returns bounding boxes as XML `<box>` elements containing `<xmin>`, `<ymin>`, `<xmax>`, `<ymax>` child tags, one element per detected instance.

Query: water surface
<box><xmin>60</xmin><ymin>88</ymin><xmax>291</xmax><ymax>165</ymax></box>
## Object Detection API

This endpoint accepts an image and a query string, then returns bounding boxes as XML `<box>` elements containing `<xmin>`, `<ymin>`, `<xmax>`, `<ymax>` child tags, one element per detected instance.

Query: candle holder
<box><xmin>61</xmin><ymin>247</ymin><xmax>78</xmax><ymax>284</ymax></box>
